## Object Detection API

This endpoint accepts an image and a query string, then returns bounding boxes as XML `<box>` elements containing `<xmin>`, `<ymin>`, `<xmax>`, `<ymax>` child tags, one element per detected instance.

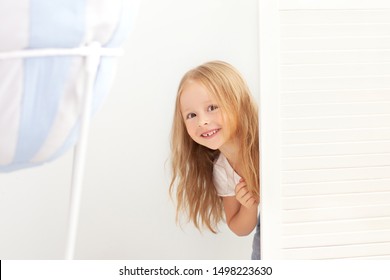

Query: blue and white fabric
<box><xmin>0</xmin><ymin>0</ymin><xmax>139</xmax><ymax>172</ymax></box>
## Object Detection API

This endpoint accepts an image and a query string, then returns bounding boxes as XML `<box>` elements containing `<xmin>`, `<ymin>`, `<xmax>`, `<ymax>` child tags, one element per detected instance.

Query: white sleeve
<box><xmin>213</xmin><ymin>164</ymin><xmax>236</xmax><ymax>197</ymax></box>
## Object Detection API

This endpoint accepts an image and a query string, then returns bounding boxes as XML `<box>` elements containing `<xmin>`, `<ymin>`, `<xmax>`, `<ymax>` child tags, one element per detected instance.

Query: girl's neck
<box><xmin>219</xmin><ymin>137</ymin><xmax>241</xmax><ymax>172</ymax></box>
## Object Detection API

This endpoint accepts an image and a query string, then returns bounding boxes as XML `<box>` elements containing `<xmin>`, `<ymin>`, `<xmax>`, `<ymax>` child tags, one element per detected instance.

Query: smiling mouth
<box><xmin>201</xmin><ymin>129</ymin><xmax>220</xmax><ymax>137</ymax></box>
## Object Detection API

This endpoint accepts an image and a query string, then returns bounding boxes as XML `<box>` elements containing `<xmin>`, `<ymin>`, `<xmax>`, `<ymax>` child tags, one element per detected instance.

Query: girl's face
<box><xmin>180</xmin><ymin>80</ymin><xmax>232</xmax><ymax>150</ymax></box>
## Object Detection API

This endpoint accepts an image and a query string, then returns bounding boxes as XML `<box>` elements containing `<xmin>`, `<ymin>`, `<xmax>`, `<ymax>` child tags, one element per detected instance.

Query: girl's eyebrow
<box><xmin>180</xmin><ymin>100</ymin><xmax>214</xmax><ymax>114</ymax></box>
<box><xmin>180</xmin><ymin>106</ymin><xmax>192</xmax><ymax>114</ymax></box>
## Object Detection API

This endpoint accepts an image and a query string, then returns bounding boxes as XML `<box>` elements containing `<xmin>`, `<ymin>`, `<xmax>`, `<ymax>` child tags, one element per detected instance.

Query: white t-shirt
<box><xmin>213</xmin><ymin>153</ymin><xmax>241</xmax><ymax>197</ymax></box>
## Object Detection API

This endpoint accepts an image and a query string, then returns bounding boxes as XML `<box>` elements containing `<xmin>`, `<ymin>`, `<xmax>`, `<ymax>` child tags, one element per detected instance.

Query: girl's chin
<box><xmin>195</xmin><ymin>140</ymin><xmax>221</xmax><ymax>150</ymax></box>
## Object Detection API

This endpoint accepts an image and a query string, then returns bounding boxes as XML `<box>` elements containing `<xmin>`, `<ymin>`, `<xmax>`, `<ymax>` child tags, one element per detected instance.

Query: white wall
<box><xmin>0</xmin><ymin>0</ymin><xmax>259</xmax><ymax>259</ymax></box>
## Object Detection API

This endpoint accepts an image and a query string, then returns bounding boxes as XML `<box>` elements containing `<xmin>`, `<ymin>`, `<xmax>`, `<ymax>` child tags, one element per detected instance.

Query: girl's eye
<box><xmin>186</xmin><ymin>112</ymin><xmax>196</xmax><ymax>119</ymax></box>
<box><xmin>208</xmin><ymin>104</ymin><xmax>219</xmax><ymax>112</ymax></box>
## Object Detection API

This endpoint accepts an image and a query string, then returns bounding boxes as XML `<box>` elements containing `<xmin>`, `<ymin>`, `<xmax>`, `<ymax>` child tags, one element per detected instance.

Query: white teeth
<box><xmin>202</xmin><ymin>129</ymin><xmax>218</xmax><ymax>137</ymax></box>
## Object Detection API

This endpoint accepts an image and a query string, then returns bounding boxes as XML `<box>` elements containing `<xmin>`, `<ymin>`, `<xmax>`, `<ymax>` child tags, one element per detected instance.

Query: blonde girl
<box><xmin>170</xmin><ymin>60</ymin><xmax>260</xmax><ymax>259</ymax></box>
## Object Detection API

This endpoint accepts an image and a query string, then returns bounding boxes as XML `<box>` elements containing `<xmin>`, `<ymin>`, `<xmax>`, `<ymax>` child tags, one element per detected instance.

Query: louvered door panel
<box><xmin>260</xmin><ymin>1</ymin><xmax>390</xmax><ymax>259</ymax></box>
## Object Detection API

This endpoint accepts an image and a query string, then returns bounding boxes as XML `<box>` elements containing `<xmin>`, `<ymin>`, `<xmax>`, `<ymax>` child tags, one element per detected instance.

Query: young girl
<box><xmin>170</xmin><ymin>61</ymin><xmax>260</xmax><ymax>259</ymax></box>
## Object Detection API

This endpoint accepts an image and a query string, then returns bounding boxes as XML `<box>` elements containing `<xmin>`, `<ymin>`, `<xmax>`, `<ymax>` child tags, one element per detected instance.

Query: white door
<box><xmin>259</xmin><ymin>0</ymin><xmax>390</xmax><ymax>259</ymax></box>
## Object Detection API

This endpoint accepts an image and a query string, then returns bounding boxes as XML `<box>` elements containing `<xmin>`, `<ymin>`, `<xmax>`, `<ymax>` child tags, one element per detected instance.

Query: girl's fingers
<box><xmin>245</xmin><ymin>197</ymin><xmax>256</xmax><ymax>207</ymax></box>
<box><xmin>237</xmin><ymin>188</ymin><xmax>249</xmax><ymax>200</ymax></box>
<box><xmin>235</xmin><ymin>186</ymin><xmax>257</xmax><ymax>207</ymax></box>
<box><xmin>235</xmin><ymin>181</ymin><xmax>258</xmax><ymax>208</ymax></box>
<box><xmin>242</xmin><ymin>190</ymin><xmax>254</xmax><ymax>202</ymax></box>
<box><xmin>235</xmin><ymin>181</ymin><xmax>247</xmax><ymax>193</ymax></box>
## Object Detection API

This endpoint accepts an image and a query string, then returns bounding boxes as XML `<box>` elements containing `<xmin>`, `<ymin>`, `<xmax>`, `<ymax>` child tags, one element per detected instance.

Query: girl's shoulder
<box><xmin>213</xmin><ymin>152</ymin><xmax>224</xmax><ymax>167</ymax></box>
<box><xmin>213</xmin><ymin>153</ymin><xmax>234</xmax><ymax>174</ymax></box>
<box><xmin>213</xmin><ymin>153</ymin><xmax>227</xmax><ymax>185</ymax></box>
<box><xmin>212</xmin><ymin>153</ymin><xmax>240</xmax><ymax>197</ymax></box>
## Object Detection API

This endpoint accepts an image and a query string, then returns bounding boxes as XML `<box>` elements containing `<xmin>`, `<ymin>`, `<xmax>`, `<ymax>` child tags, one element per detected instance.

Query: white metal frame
<box><xmin>0</xmin><ymin>43</ymin><xmax>123</xmax><ymax>259</ymax></box>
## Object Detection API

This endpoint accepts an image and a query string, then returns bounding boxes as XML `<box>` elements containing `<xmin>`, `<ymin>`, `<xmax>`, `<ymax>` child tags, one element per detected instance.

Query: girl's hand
<box><xmin>235</xmin><ymin>179</ymin><xmax>258</xmax><ymax>209</ymax></box>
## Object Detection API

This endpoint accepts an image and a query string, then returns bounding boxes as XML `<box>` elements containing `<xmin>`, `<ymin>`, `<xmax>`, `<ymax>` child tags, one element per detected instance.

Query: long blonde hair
<box><xmin>170</xmin><ymin>61</ymin><xmax>259</xmax><ymax>233</ymax></box>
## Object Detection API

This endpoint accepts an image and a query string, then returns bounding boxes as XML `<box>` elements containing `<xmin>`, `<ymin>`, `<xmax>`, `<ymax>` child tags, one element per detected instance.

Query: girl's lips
<box><xmin>200</xmin><ymin>128</ymin><xmax>220</xmax><ymax>138</ymax></box>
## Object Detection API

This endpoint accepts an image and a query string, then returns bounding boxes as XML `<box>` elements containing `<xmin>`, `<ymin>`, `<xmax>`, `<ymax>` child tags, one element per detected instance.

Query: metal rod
<box><xmin>0</xmin><ymin>47</ymin><xmax>122</xmax><ymax>60</ymax></box>
<box><xmin>65</xmin><ymin>42</ymin><xmax>102</xmax><ymax>260</ymax></box>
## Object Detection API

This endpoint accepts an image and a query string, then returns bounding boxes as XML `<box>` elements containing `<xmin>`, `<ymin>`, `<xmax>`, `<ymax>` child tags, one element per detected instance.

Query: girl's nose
<box><xmin>198</xmin><ymin>117</ymin><xmax>209</xmax><ymax>127</ymax></box>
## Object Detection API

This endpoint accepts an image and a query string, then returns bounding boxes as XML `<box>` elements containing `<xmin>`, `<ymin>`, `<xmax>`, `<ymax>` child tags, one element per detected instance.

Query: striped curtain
<box><xmin>0</xmin><ymin>0</ymin><xmax>139</xmax><ymax>172</ymax></box>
